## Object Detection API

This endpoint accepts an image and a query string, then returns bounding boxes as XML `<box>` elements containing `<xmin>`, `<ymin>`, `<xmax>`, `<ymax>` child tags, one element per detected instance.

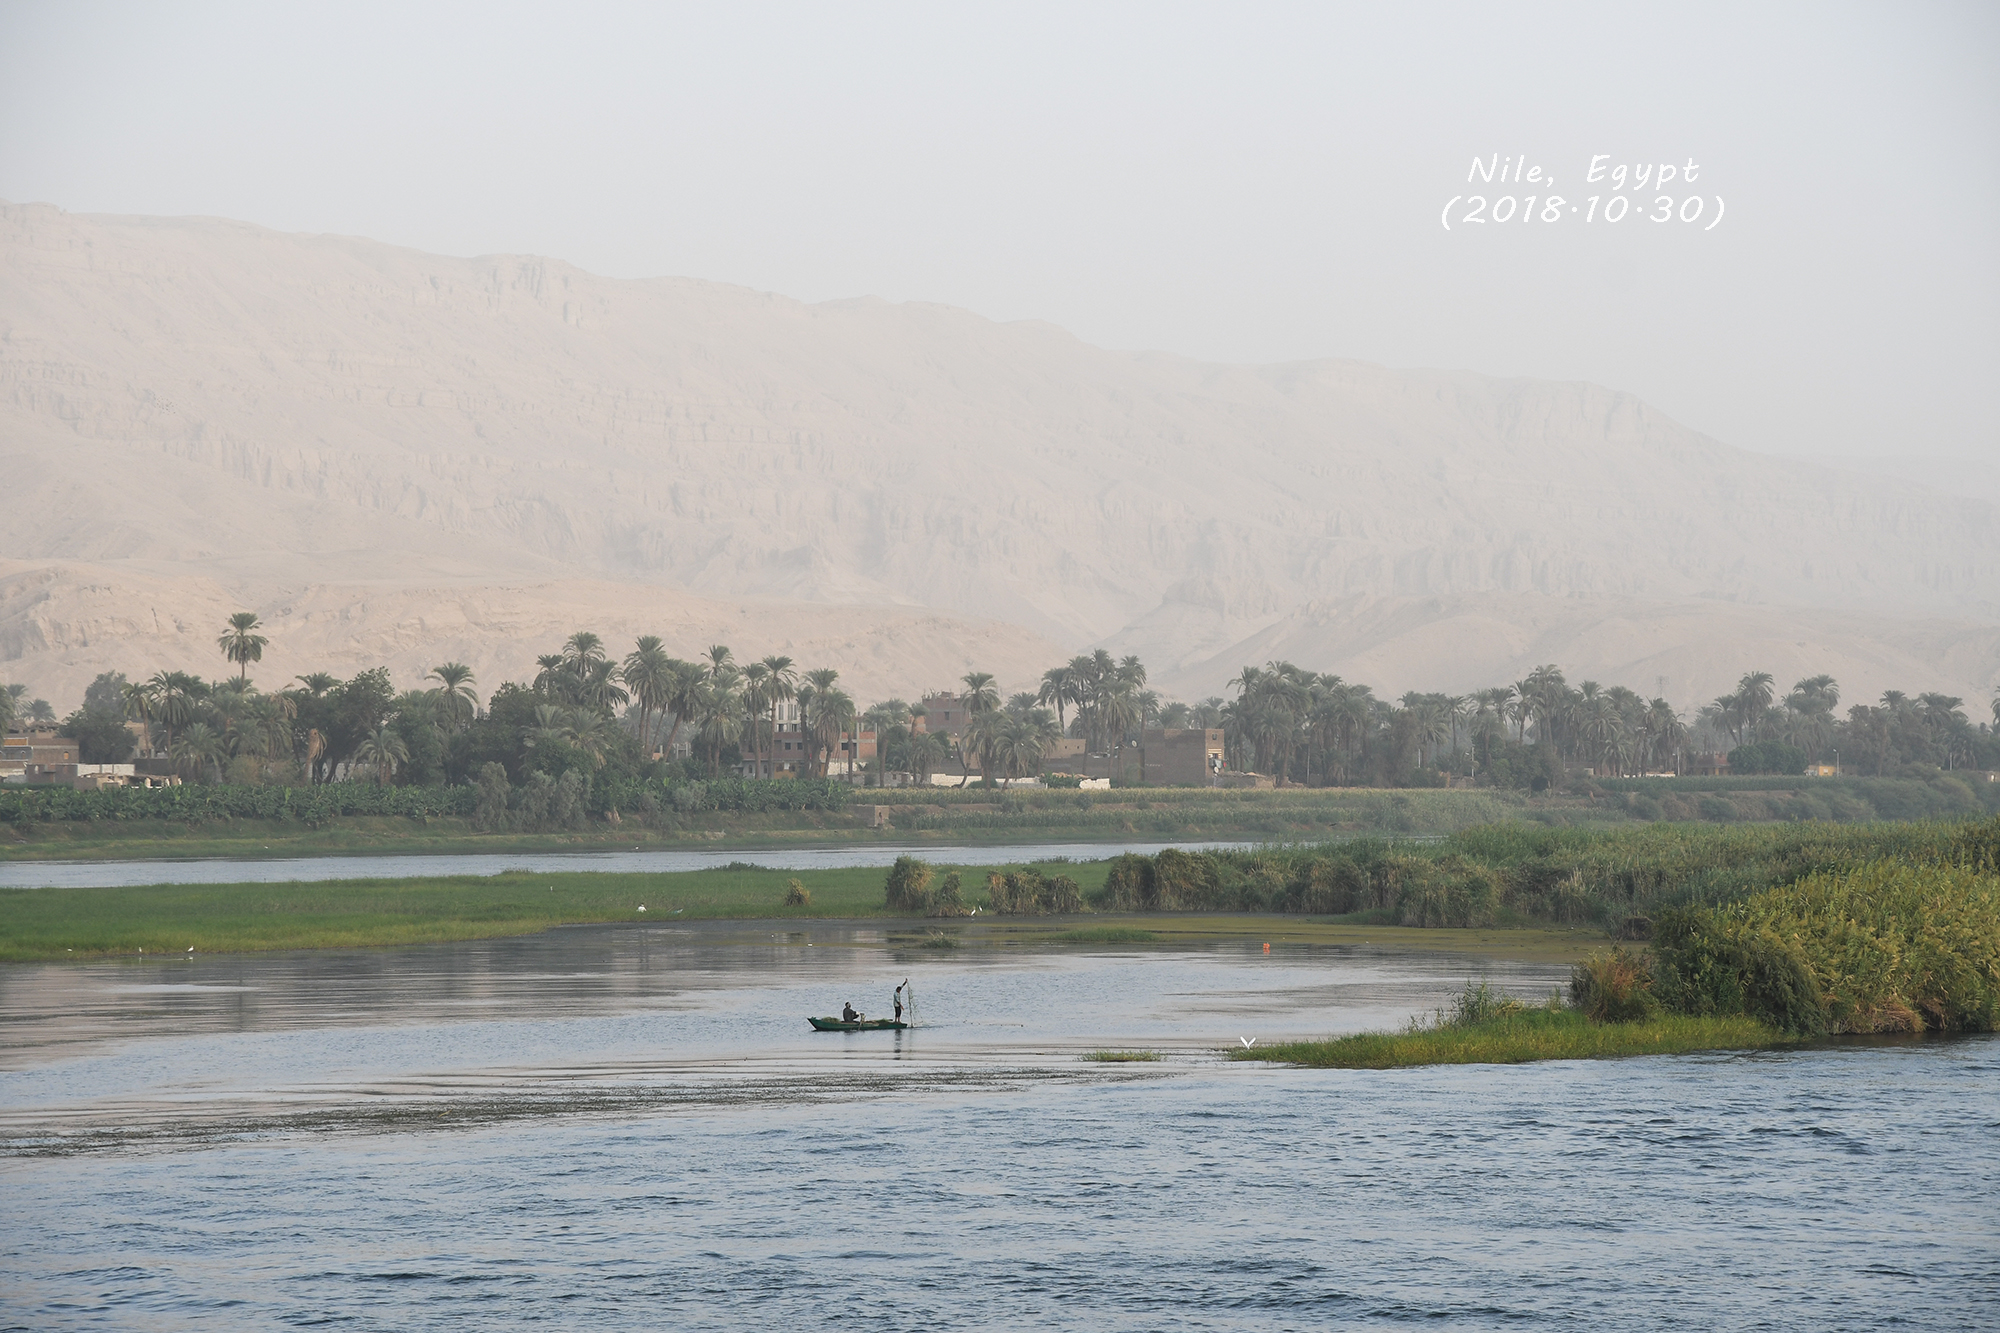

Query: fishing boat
<box><xmin>808</xmin><ymin>1016</ymin><xmax>911</xmax><ymax>1032</ymax></box>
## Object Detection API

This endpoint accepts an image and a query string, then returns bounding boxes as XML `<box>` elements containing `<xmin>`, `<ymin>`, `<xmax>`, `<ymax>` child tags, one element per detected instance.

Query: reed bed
<box><xmin>1082</xmin><ymin>1050</ymin><xmax>1161</xmax><ymax>1062</ymax></box>
<box><xmin>1089</xmin><ymin>815</ymin><xmax>2000</xmax><ymax>929</ymax></box>
<box><xmin>1654</xmin><ymin>859</ymin><xmax>2000</xmax><ymax>1034</ymax></box>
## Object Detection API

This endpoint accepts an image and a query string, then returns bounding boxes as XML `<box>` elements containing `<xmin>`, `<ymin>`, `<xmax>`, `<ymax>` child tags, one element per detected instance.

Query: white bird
<box><xmin>637</xmin><ymin>905</ymin><xmax>647</xmax><ymax>912</ymax></box>
<box><xmin>1239</xmin><ymin>1037</ymin><xmax>1257</xmax><ymax>1049</ymax></box>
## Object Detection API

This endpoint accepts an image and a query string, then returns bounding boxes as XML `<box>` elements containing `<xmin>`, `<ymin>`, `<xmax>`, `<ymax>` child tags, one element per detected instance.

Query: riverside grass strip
<box><xmin>1239</xmin><ymin>1009</ymin><xmax>1791</xmax><ymax>1069</ymax></box>
<box><xmin>0</xmin><ymin>861</ymin><xmax>1113</xmax><ymax>962</ymax></box>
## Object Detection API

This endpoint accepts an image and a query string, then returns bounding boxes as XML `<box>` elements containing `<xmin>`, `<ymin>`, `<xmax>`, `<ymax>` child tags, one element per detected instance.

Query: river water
<box><xmin>0</xmin><ymin>840</ymin><xmax>1277</xmax><ymax>890</ymax></box>
<box><xmin>2</xmin><ymin>924</ymin><xmax>1995</xmax><ymax>1329</ymax></box>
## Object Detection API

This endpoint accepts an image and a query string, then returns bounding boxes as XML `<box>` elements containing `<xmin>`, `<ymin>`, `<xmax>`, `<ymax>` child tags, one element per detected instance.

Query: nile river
<box><xmin>2</xmin><ymin>922</ymin><xmax>1994</xmax><ymax>1329</ymax></box>
<box><xmin>0</xmin><ymin>840</ymin><xmax>1275</xmax><ymax>890</ymax></box>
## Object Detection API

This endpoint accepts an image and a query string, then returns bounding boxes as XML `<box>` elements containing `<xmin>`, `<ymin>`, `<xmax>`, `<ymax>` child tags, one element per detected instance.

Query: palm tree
<box><xmin>525</xmin><ymin>704</ymin><xmax>571</xmax><ymax>755</ymax></box>
<box><xmin>994</xmin><ymin>709</ymin><xmax>1060</xmax><ymax>787</ymax></box>
<box><xmin>656</xmin><ymin>658</ymin><xmax>705</xmax><ymax>758</ymax></box>
<box><xmin>218</xmin><ymin>611</ymin><xmax>268</xmax><ymax>683</ymax></box>
<box><xmin>565</xmin><ymin>708</ymin><xmax>616</xmax><ymax>769</ymax></box>
<box><xmin>1736</xmin><ymin>671</ymin><xmax>1776</xmax><ymax>739</ymax></box>
<box><xmin>147</xmin><ymin>671</ymin><xmax>202</xmax><ymax>755</ymax></box>
<box><xmin>759</xmin><ymin>656</ymin><xmax>799</xmax><ymax>780</ymax></box>
<box><xmin>798</xmin><ymin>669</ymin><xmax>848</xmax><ymax>779</ymax></box>
<box><xmin>741</xmin><ymin>662</ymin><xmax>772</xmax><ymax>779</ymax></box>
<box><xmin>169</xmin><ymin>722</ymin><xmax>226</xmax><ymax>783</ymax></box>
<box><xmin>294</xmin><ymin>672</ymin><xmax>338</xmax><ymax>698</ymax></box>
<box><xmin>533</xmin><ymin>654</ymin><xmax>572</xmax><ymax>700</ymax></box>
<box><xmin>1037</xmin><ymin>665</ymin><xmax>1074</xmax><ymax>732</ymax></box>
<box><xmin>962</xmin><ymin>707</ymin><xmax>1007</xmax><ymax>787</ymax></box>
<box><xmin>696</xmin><ymin>670</ymin><xmax>743</xmax><ymax>776</ymax></box>
<box><xmin>428</xmin><ymin>663</ymin><xmax>479</xmax><ymax>732</ymax></box>
<box><xmin>907</xmin><ymin>729</ymin><xmax>950</xmax><ymax>783</ymax></box>
<box><xmin>959</xmin><ymin>671</ymin><xmax>999</xmax><ymax>716</ymax></box>
<box><xmin>621</xmin><ymin>638</ymin><xmax>671</xmax><ymax>756</ymax></box>
<box><xmin>356</xmin><ymin>726</ymin><xmax>410</xmax><ymax>786</ymax></box>
<box><xmin>563</xmin><ymin>631</ymin><xmax>607</xmax><ymax>672</ymax></box>
<box><xmin>576</xmin><ymin>659</ymin><xmax>629</xmax><ymax>713</ymax></box>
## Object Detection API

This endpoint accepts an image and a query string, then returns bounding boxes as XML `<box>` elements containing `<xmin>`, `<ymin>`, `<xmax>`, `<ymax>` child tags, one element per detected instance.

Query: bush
<box><xmin>1727</xmin><ymin>741</ymin><xmax>1807</xmax><ymax>776</ymax></box>
<box><xmin>1098</xmin><ymin>853</ymin><xmax>1155</xmax><ymax>910</ymax></box>
<box><xmin>783</xmin><ymin>879</ymin><xmax>811</xmax><ymax>907</ymax></box>
<box><xmin>1651</xmin><ymin>908</ymin><xmax>1828</xmax><ymax>1035</ymax></box>
<box><xmin>884</xmin><ymin>856</ymin><xmax>935</xmax><ymax>912</ymax></box>
<box><xmin>1569</xmin><ymin>947</ymin><xmax>1656</xmax><ymax>1024</ymax></box>
<box><xmin>927</xmin><ymin>870</ymin><xmax>966</xmax><ymax>917</ymax></box>
<box><xmin>986</xmin><ymin>868</ymin><xmax>1083</xmax><ymax>915</ymax></box>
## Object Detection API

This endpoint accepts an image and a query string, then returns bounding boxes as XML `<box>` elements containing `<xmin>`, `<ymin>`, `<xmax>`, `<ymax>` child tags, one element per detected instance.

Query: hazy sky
<box><xmin>2</xmin><ymin>1</ymin><xmax>1995</xmax><ymax>463</ymax></box>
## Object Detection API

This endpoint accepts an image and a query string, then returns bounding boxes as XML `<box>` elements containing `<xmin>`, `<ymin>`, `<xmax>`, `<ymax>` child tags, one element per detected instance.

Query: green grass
<box><xmin>0</xmin><ymin>860</ymin><xmax>1114</xmax><ymax>962</ymax></box>
<box><xmin>1239</xmin><ymin>1007</ymin><xmax>1791</xmax><ymax>1069</ymax></box>
<box><xmin>1082</xmin><ymin>1049</ymin><xmax>1161</xmax><ymax>1062</ymax></box>
<box><xmin>1048</xmin><ymin>926</ymin><xmax>1160</xmax><ymax>943</ymax></box>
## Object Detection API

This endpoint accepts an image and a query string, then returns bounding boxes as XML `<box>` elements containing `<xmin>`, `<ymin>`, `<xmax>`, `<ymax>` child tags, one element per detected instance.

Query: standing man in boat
<box><xmin>893</xmin><ymin>981</ymin><xmax>907</xmax><ymax>1024</ymax></box>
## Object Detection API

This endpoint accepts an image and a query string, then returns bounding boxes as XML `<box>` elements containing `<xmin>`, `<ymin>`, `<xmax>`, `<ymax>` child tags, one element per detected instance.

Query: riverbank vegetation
<box><xmin>13</xmin><ymin>620</ymin><xmax>1998</xmax><ymax>828</ymax></box>
<box><xmin>1244</xmin><ymin>830</ymin><xmax>2000</xmax><ymax>1069</ymax></box>
<box><xmin>1043</xmin><ymin>815</ymin><xmax>2000</xmax><ymax>929</ymax></box>
<box><xmin>6</xmin><ymin>771</ymin><xmax>1995</xmax><ymax>864</ymax></box>
<box><xmin>0</xmin><ymin>863</ymin><xmax>1606</xmax><ymax>963</ymax></box>
<box><xmin>1245</xmin><ymin>1001</ymin><xmax>1788</xmax><ymax>1069</ymax></box>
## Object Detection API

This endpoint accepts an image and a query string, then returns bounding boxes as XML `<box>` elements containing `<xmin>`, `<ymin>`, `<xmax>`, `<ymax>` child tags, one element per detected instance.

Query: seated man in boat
<box><xmin>842</xmin><ymin>1001</ymin><xmax>860</xmax><ymax>1022</ymax></box>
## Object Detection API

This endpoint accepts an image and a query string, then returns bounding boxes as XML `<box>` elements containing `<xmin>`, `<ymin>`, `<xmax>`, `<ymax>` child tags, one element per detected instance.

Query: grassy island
<box><xmin>1240</xmin><ymin>846</ymin><xmax>2000</xmax><ymax>1069</ymax></box>
<box><xmin>1242</xmin><ymin>1005</ymin><xmax>1790</xmax><ymax>1069</ymax></box>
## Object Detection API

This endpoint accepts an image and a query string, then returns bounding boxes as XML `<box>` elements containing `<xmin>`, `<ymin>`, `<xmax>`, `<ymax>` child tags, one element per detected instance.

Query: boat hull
<box><xmin>808</xmin><ymin>1017</ymin><xmax>911</xmax><ymax>1031</ymax></box>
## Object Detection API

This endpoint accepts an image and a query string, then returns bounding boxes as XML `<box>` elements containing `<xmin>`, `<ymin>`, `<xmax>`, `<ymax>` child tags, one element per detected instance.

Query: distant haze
<box><xmin>1</xmin><ymin>1</ymin><xmax>1995</xmax><ymax>472</ymax></box>
<box><xmin>3</xmin><ymin>204</ymin><xmax>1997</xmax><ymax>712</ymax></box>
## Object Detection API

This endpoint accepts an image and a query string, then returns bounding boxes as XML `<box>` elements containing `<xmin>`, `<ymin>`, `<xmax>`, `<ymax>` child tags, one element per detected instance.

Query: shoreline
<box><xmin>0</xmin><ymin>841</ymin><xmax>1613</xmax><ymax>965</ymax></box>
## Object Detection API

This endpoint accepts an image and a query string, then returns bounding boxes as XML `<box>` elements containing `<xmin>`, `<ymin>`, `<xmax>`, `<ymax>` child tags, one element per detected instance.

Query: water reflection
<box><xmin>0</xmin><ymin>923</ymin><xmax>1565</xmax><ymax>1143</ymax></box>
<box><xmin>1</xmin><ymin>839</ymin><xmax>1280</xmax><ymax>889</ymax></box>
<box><xmin>3</xmin><ymin>929</ymin><xmax>1994</xmax><ymax>1330</ymax></box>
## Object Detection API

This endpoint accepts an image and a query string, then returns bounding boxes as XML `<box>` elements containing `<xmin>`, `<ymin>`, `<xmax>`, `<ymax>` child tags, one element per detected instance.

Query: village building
<box><xmin>1140</xmin><ymin>728</ymin><xmax>1227</xmax><ymax>786</ymax></box>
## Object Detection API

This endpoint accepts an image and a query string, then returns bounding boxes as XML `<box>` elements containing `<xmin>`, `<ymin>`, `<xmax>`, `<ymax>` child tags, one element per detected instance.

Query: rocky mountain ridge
<box><xmin>3</xmin><ymin>201</ymin><xmax>1996</xmax><ymax>709</ymax></box>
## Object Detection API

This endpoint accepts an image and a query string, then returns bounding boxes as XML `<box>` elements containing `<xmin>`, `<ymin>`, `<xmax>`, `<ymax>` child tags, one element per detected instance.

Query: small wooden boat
<box><xmin>808</xmin><ymin>1016</ymin><xmax>911</xmax><ymax>1032</ymax></box>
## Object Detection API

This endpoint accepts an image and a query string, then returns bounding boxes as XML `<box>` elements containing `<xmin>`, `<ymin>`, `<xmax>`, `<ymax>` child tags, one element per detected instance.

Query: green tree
<box><xmin>621</xmin><ymin>638</ymin><xmax>672</xmax><ymax>755</ymax></box>
<box><xmin>357</xmin><ymin>725</ymin><xmax>411</xmax><ymax>786</ymax></box>
<box><xmin>959</xmin><ymin>671</ymin><xmax>999</xmax><ymax>717</ymax></box>
<box><xmin>59</xmin><ymin>708</ymin><xmax>136</xmax><ymax>763</ymax></box>
<box><xmin>217</xmin><ymin>611</ymin><xmax>268</xmax><ymax>682</ymax></box>
<box><xmin>169</xmin><ymin>721</ymin><xmax>226</xmax><ymax>783</ymax></box>
<box><xmin>759</xmin><ymin>655</ymin><xmax>799</xmax><ymax>779</ymax></box>
<box><xmin>428</xmin><ymin>663</ymin><xmax>479</xmax><ymax>732</ymax></box>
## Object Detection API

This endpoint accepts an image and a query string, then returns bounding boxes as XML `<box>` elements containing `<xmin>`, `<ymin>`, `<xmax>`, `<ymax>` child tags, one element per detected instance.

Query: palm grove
<box><xmin>16</xmin><ymin>614</ymin><xmax>2000</xmax><ymax>799</ymax></box>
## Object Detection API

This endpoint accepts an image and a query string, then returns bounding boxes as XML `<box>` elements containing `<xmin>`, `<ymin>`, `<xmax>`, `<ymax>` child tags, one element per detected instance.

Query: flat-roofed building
<box><xmin>1141</xmin><ymin>728</ymin><xmax>1226</xmax><ymax>786</ymax></box>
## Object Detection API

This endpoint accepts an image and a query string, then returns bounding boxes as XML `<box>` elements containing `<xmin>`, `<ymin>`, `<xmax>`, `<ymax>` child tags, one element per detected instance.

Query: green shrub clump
<box><xmin>883</xmin><ymin>856</ymin><xmax>934</xmax><ymax>912</ymax></box>
<box><xmin>1656</xmin><ymin>860</ymin><xmax>2000</xmax><ymax>1034</ymax></box>
<box><xmin>1568</xmin><ymin>946</ymin><xmax>1657</xmax><ymax>1024</ymax></box>
<box><xmin>987</xmin><ymin>869</ymin><xmax>1085</xmax><ymax>915</ymax></box>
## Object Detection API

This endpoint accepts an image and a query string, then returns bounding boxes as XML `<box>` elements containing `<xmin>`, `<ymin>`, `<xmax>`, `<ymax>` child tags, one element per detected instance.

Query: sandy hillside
<box><xmin>2</xmin><ymin>201</ymin><xmax>1997</xmax><ymax>711</ymax></box>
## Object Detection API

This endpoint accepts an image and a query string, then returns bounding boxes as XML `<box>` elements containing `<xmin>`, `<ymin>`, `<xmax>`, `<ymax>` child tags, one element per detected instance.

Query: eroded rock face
<box><xmin>3</xmin><ymin>201</ymin><xmax>1996</xmax><ymax>707</ymax></box>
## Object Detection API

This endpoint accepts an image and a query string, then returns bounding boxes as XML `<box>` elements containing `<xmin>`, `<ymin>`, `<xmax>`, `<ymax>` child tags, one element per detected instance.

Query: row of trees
<box><xmin>19</xmin><ymin>610</ymin><xmax>2000</xmax><ymax>790</ymax></box>
<box><xmin>1218</xmin><ymin>662</ymin><xmax>2000</xmax><ymax>785</ymax></box>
